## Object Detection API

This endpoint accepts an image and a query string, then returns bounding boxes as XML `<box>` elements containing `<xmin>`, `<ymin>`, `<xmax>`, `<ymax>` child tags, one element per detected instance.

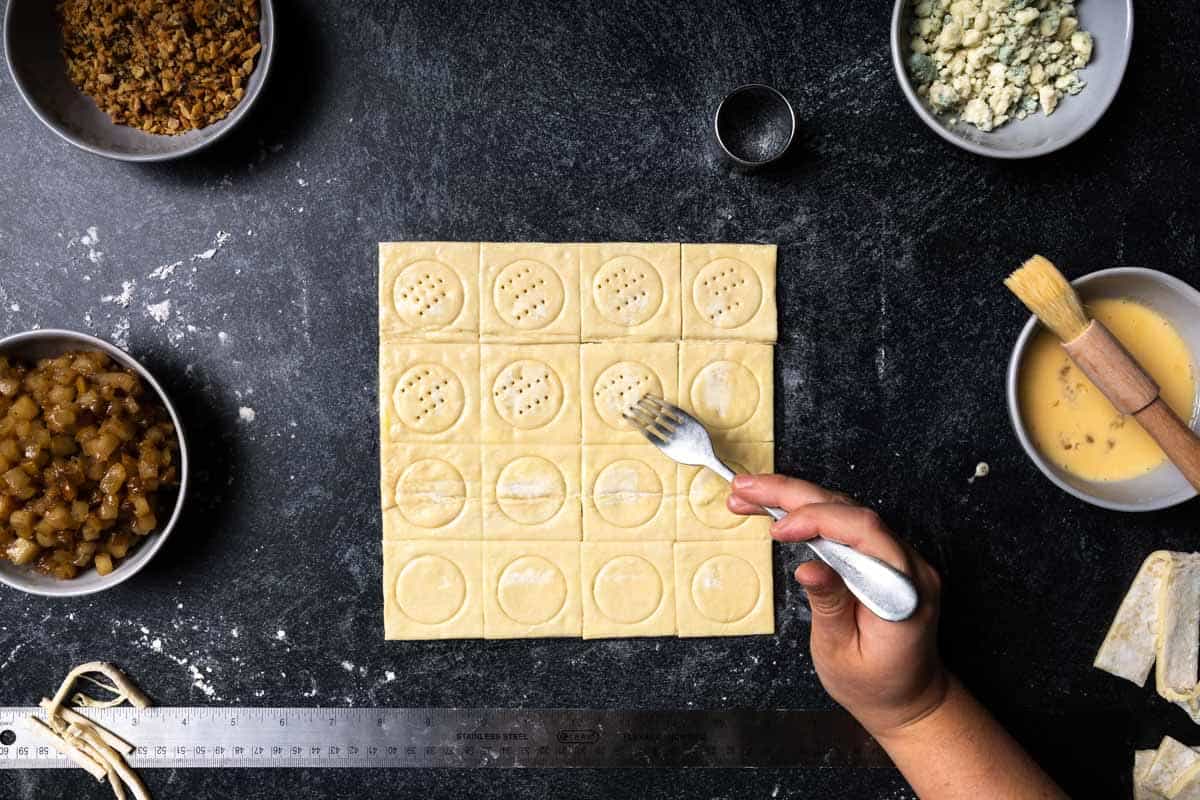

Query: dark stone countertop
<box><xmin>1</xmin><ymin>1</ymin><xmax>1198</xmax><ymax>797</ymax></box>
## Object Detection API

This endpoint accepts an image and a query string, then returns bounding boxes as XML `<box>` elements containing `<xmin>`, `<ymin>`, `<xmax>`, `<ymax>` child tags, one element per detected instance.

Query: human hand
<box><xmin>728</xmin><ymin>475</ymin><xmax>948</xmax><ymax>739</ymax></box>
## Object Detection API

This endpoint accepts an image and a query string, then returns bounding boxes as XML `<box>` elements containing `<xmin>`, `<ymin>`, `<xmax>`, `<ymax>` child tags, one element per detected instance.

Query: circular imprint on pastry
<box><xmin>395</xmin><ymin>458</ymin><xmax>467</xmax><ymax>527</ymax></box>
<box><xmin>593</xmin><ymin>555</ymin><xmax>663</xmax><ymax>624</ymax></box>
<box><xmin>492</xmin><ymin>359</ymin><xmax>564</xmax><ymax>430</ymax></box>
<box><xmin>687</xmin><ymin>461</ymin><xmax>749</xmax><ymax>529</ymax></box>
<box><xmin>393</xmin><ymin>364</ymin><xmax>466</xmax><ymax>434</ymax></box>
<box><xmin>496</xmin><ymin>456</ymin><xmax>567</xmax><ymax>525</ymax></box>
<box><xmin>395</xmin><ymin>555</ymin><xmax>467</xmax><ymax>624</ymax></box>
<box><xmin>593</xmin><ymin>362</ymin><xmax>662</xmax><ymax>432</ymax></box>
<box><xmin>592</xmin><ymin>256</ymin><xmax>663</xmax><ymax>327</ymax></box>
<box><xmin>691</xmin><ymin>555</ymin><xmax>760</xmax><ymax>623</ymax></box>
<box><xmin>392</xmin><ymin>260</ymin><xmax>465</xmax><ymax>330</ymax></box>
<box><xmin>593</xmin><ymin>459</ymin><xmax>663</xmax><ymax>528</ymax></box>
<box><xmin>498</xmin><ymin>555</ymin><xmax>568</xmax><ymax>624</ymax></box>
<box><xmin>494</xmin><ymin>259</ymin><xmax>565</xmax><ymax>330</ymax></box>
<box><xmin>689</xmin><ymin>361</ymin><xmax>759</xmax><ymax>430</ymax></box>
<box><xmin>693</xmin><ymin>258</ymin><xmax>762</xmax><ymax>329</ymax></box>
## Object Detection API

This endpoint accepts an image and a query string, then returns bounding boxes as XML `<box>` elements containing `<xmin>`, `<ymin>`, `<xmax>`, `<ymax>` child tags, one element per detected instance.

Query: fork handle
<box><xmin>713</xmin><ymin>461</ymin><xmax>919</xmax><ymax>623</ymax></box>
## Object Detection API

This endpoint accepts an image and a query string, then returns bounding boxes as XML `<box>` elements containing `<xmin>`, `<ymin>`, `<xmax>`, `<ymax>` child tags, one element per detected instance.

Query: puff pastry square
<box><xmin>481</xmin><ymin>242</ymin><xmax>580</xmax><ymax>342</ymax></box>
<box><xmin>381</xmin><ymin>442</ymin><xmax>482</xmax><ymax>540</ymax></box>
<box><xmin>379</xmin><ymin>242</ymin><xmax>479</xmax><ymax>341</ymax></box>
<box><xmin>482</xmin><ymin>444</ymin><xmax>582</xmax><ymax>540</ymax></box>
<box><xmin>673</xmin><ymin>540</ymin><xmax>774</xmax><ymax>637</ymax></box>
<box><xmin>681</xmin><ymin>243</ymin><xmax>776</xmax><ymax>342</ymax></box>
<box><xmin>582</xmin><ymin>444</ymin><xmax>676</xmax><ymax>541</ymax></box>
<box><xmin>581</xmin><ymin>541</ymin><xmax>676</xmax><ymax>639</ymax></box>
<box><xmin>480</xmin><ymin>343</ymin><xmax>581</xmax><ymax>444</ymax></box>
<box><xmin>380</xmin><ymin>341</ymin><xmax>479</xmax><ymax>443</ymax></box>
<box><xmin>678</xmin><ymin>341</ymin><xmax>774</xmax><ymax>444</ymax></box>
<box><xmin>676</xmin><ymin>442</ymin><xmax>774</xmax><ymax>541</ymax></box>
<box><xmin>483</xmin><ymin>541</ymin><xmax>582</xmax><ymax>638</ymax></box>
<box><xmin>580</xmin><ymin>243</ymin><xmax>681</xmax><ymax>341</ymax></box>
<box><xmin>581</xmin><ymin>342</ymin><xmax>678</xmax><ymax>444</ymax></box>
<box><xmin>383</xmin><ymin>540</ymin><xmax>484</xmax><ymax>639</ymax></box>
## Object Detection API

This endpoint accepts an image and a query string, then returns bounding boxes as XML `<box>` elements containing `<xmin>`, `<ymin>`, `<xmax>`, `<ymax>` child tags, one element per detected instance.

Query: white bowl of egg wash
<box><xmin>1008</xmin><ymin>269</ymin><xmax>1200</xmax><ymax>511</ymax></box>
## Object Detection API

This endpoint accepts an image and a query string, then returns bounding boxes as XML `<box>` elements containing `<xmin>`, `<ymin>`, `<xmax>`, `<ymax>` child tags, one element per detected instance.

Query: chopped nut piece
<box><xmin>57</xmin><ymin>0</ymin><xmax>262</xmax><ymax>136</ymax></box>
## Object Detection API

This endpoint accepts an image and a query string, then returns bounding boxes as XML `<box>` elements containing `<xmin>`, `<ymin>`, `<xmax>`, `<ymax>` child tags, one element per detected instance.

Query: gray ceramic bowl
<box><xmin>4</xmin><ymin>0</ymin><xmax>274</xmax><ymax>162</ymax></box>
<box><xmin>0</xmin><ymin>330</ymin><xmax>189</xmax><ymax>596</ymax></box>
<box><xmin>1007</xmin><ymin>269</ymin><xmax>1200</xmax><ymax>511</ymax></box>
<box><xmin>891</xmin><ymin>0</ymin><xmax>1132</xmax><ymax>158</ymax></box>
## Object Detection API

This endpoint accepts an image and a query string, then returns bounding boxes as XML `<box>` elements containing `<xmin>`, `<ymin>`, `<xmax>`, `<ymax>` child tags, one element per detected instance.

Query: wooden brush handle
<box><xmin>1064</xmin><ymin>321</ymin><xmax>1200</xmax><ymax>492</ymax></box>
<box><xmin>1134</xmin><ymin>400</ymin><xmax>1200</xmax><ymax>490</ymax></box>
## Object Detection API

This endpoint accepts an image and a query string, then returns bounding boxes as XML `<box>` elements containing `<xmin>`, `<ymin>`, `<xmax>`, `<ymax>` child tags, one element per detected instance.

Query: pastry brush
<box><xmin>1005</xmin><ymin>255</ymin><xmax>1200</xmax><ymax>491</ymax></box>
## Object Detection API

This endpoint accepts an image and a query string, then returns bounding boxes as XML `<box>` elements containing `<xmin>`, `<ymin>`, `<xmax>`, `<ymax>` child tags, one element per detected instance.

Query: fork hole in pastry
<box><xmin>592</xmin><ymin>256</ymin><xmax>663</xmax><ymax>327</ymax></box>
<box><xmin>393</xmin><ymin>260</ymin><xmax>465</xmax><ymax>330</ymax></box>
<box><xmin>494</xmin><ymin>260</ymin><xmax>565</xmax><ymax>330</ymax></box>
<box><xmin>492</xmin><ymin>360</ymin><xmax>564</xmax><ymax>429</ymax></box>
<box><xmin>593</xmin><ymin>362</ymin><xmax>663</xmax><ymax>431</ymax></box>
<box><xmin>692</xmin><ymin>259</ymin><xmax>762</xmax><ymax>328</ymax></box>
<box><xmin>393</xmin><ymin>364</ymin><xmax>466</xmax><ymax>433</ymax></box>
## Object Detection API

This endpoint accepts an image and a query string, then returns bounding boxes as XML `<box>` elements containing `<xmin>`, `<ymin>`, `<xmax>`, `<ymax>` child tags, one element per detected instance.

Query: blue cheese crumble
<box><xmin>907</xmin><ymin>0</ymin><xmax>1094</xmax><ymax>132</ymax></box>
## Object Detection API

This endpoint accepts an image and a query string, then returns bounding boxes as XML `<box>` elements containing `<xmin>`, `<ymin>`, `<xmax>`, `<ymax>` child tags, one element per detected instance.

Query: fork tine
<box><xmin>624</xmin><ymin>404</ymin><xmax>674</xmax><ymax>443</ymax></box>
<box><xmin>623</xmin><ymin>409</ymin><xmax>668</xmax><ymax>445</ymax></box>
<box><xmin>639</xmin><ymin>394</ymin><xmax>683</xmax><ymax>423</ymax></box>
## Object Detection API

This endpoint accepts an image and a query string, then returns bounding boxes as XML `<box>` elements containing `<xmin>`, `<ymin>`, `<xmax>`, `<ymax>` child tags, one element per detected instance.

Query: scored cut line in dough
<box><xmin>482</xmin><ymin>444</ymin><xmax>582</xmax><ymax>540</ymax></box>
<box><xmin>380</xmin><ymin>443</ymin><xmax>482</xmax><ymax>540</ymax></box>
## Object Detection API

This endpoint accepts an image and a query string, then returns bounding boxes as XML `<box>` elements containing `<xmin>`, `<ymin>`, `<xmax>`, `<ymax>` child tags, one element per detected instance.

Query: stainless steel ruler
<box><xmin>0</xmin><ymin>707</ymin><xmax>889</xmax><ymax>770</ymax></box>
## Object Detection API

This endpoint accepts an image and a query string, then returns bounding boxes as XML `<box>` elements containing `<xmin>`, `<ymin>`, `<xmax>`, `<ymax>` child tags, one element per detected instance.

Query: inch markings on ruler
<box><xmin>0</xmin><ymin>707</ymin><xmax>889</xmax><ymax>770</ymax></box>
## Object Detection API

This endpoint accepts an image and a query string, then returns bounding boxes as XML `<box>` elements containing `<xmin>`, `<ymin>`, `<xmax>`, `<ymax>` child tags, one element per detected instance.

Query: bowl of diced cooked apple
<box><xmin>0</xmin><ymin>329</ymin><xmax>188</xmax><ymax>597</ymax></box>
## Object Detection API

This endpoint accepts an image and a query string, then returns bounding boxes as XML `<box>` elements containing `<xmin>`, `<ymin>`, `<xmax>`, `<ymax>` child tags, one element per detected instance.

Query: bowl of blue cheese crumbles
<box><xmin>891</xmin><ymin>0</ymin><xmax>1133</xmax><ymax>158</ymax></box>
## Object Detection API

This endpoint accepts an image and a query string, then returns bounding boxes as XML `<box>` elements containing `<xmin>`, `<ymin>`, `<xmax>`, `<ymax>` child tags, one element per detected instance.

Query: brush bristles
<box><xmin>1004</xmin><ymin>254</ymin><xmax>1090</xmax><ymax>342</ymax></box>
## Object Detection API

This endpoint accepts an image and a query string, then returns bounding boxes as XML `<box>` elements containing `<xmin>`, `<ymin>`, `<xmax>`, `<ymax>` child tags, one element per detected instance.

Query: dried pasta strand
<box><xmin>39</xmin><ymin>699</ymin><xmax>135</xmax><ymax>755</ymax></box>
<box><xmin>23</xmin><ymin>715</ymin><xmax>106</xmax><ymax>781</ymax></box>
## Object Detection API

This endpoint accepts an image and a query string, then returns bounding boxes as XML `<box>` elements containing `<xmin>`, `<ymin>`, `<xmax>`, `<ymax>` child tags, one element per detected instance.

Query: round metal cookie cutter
<box><xmin>713</xmin><ymin>83</ymin><xmax>797</xmax><ymax>168</ymax></box>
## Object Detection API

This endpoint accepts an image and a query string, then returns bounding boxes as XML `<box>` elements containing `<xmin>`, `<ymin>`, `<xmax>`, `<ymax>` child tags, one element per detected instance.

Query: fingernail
<box><xmin>732</xmin><ymin>475</ymin><xmax>754</xmax><ymax>489</ymax></box>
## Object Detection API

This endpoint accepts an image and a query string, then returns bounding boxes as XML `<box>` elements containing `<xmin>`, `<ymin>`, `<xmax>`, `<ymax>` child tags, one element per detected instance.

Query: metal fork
<box><xmin>625</xmin><ymin>395</ymin><xmax>919</xmax><ymax>623</ymax></box>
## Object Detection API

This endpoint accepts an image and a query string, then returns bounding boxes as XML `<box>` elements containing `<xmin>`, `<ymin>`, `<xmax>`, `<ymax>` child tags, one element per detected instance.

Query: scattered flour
<box><xmin>341</xmin><ymin>661</ymin><xmax>355</xmax><ymax>673</ymax></box>
<box><xmin>110</xmin><ymin>318</ymin><xmax>130</xmax><ymax>348</ymax></box>
<box><xmin>145</xmin><ymin>299</ymin><xmax>172</xmax><ymax>324</ymax></box>
<box><xmin>275</xmin><ymin>629</ymin><xmax>286</xmax><ymax>640</ymax></box>
<box><xmin>188</xmin><ymin>665</ymin><xmax>216</xmax><ymax>698</ymax></box>
<box><xmin>149</xmin><ymin>261</ymin><xmax>182</xmax><ymax>280</ymax></box>
<box><xmin>239</xmin><ymin>407</ymin><xmax>257</xmax><ymax>423</ymax></box>
<box><xmin>102</xmin><ymin>280</ymin><xmax>136</xmax><ymax>308</ymax></box>
<box><xmin>79</xmin><ymin>226</ymin><xmax>104</xmax><ymax>264</ymax></box>
<box><xmin>218</xmin><ymin>331</ymin><xmax>230</xmax><ymax>344</ymax></box>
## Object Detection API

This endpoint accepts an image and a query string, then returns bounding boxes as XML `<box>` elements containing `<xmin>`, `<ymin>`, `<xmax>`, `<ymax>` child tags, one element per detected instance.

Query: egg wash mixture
<box><xmin>1019</xmin><ymin>298</ymin><xmax>1197</xmax><ymax>482</ymax></box>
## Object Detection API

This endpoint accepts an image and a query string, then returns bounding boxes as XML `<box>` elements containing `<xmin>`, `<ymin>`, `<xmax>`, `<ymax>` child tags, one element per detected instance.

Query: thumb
<box><xmin>795</xmin><ymin>560</ymin><xmax>858</xmax><ymax>646</ymax></box>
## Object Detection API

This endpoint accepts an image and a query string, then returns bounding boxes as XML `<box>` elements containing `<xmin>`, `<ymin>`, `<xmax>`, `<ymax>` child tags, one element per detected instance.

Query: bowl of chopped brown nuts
<box><xmin>0</xmin><ymin>329</ymin><xmax>189</xmax><ymax>597</ymax></box>
<box><xmin>4</xmin><ymin>0</ymin><xmax>274</xmax><ymax>162</ymax></box>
